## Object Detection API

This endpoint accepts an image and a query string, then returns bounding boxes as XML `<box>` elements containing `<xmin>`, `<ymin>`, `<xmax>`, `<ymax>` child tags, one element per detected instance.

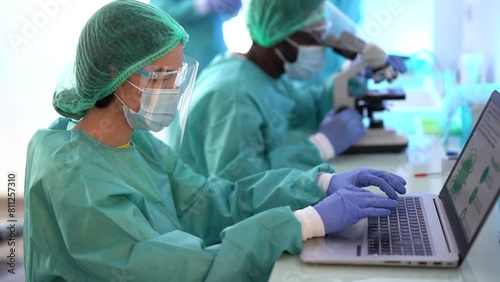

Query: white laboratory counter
<box><xmin>269</xmin><ymin>135</ymin><xmax>500</xmax><ymax>282</ymax></box>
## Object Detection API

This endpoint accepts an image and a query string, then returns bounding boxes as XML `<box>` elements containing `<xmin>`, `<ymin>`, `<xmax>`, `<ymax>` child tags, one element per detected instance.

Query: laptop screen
<box><xmin>440</xmin><ymin>90</ymin><xmax>500</xmax><ymax>259</ymax></box>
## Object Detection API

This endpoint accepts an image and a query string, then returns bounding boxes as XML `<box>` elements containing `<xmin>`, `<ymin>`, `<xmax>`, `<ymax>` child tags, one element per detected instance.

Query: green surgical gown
<box><xmin>24</xmin><ymin>117</ymin><xmax>331</xmax><ymax>281</ymax></box>
<box><xmin>150</xmin><ymin>0</ymin><xmax>231</xmax><ymax>71</ymax></box>
<box><xmin>176</xmin><ymin>53</ymin><xmax>334</xmax><ymax>182</ymax></box>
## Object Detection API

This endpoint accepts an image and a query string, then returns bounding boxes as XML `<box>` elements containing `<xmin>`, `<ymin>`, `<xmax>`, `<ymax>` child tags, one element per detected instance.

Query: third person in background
<box><xmin>150</xmin><ymin>0</ymin><xmax>241</xmax><ymax>72</ymax></box>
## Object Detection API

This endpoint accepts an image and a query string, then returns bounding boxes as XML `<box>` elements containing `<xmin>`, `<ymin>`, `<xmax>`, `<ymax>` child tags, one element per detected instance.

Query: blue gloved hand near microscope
<box><xmin>317</xmin><ymin>108</ymin><xmax>366</xmax><ymax>156</ymax></box>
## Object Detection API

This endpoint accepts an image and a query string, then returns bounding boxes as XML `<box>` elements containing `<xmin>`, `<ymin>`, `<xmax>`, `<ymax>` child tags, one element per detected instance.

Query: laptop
<box><xmin>301</xmin><ymin>90</ymin><xmax>500</xmax><ymax>267</ymax></box>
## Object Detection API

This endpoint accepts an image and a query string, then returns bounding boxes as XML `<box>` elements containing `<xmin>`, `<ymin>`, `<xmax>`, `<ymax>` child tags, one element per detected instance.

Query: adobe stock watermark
<box><xmin>8</xmin><ymin>0</ymin><xmax>72</xmax><ymax>53</ymax></box>
<box><xmin>358</xmin><ymin>0</ymin><xmax>405</xmax><ymax>42</ymax></box>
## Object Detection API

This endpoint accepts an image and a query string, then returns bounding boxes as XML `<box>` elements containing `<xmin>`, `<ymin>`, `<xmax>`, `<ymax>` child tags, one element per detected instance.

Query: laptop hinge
<box><xmin>433</xmin><ymin>198</ymin><xmax>460</xmax><ymax>255</ymax></box>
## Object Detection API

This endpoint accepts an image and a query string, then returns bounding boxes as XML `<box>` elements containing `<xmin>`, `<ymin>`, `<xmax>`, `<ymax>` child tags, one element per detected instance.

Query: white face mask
<box><xmin>275</xmin><ymin>38</ymin><xmax>326</xmax><ymax>80</ymax></box>
<box><xmin>114</xmin><ymin>80</ymin><xmax>180</xmax><ymax>132</ymax></box>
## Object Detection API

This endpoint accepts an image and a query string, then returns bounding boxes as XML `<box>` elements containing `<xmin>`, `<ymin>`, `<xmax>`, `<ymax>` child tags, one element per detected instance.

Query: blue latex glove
<box><xmin>314</xmin><ymin>189</ymin><xmax>398</xmax><ymax>234</ymax></box>
<box><xmin>319</xmin><ymin>109</ymin><xmax>366</xmax><ymax>155</ymax></box>
<box><xmin>387</xmin><ymin>55</ymin><xmax>408</xmax><ymax>73</ymax></box>
<box><xmin>364</xmin><ymin>55</ymin><xmax>409</xmax><ymax>79</ymax></box>
<box><xmin>207</xmin><ymin>0</ymin><xmax>241</xmax><ymax>14</ymax></box>
<box><xmin>327</xmin><ymin>168</ymin><xmax>407</xmax><ymax>199</ymax></box>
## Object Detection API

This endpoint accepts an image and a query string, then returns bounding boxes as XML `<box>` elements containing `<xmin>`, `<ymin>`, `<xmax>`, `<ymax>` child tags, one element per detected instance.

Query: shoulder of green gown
<box><xmin>198</xmin><ymin>53</ymin><xmax>275</xmax><ymax>86</ymax></box>
<box><xmin>30</xmin><ymin>117</ymin><xmax>178</xmax><ymax>163</ymax></box>
<box><xmin>192</xmin><ymin>53</ymin><xmax>283</xmax><ymax>109</ymax></box>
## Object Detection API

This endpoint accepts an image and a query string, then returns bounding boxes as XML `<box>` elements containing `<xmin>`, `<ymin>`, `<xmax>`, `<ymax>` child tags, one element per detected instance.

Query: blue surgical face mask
<box><xmin>114</xmin><ymin>80</ymin><xmax>180</xmax><ymax>132</ymax></box>
<box><xmin>275</xmin><ymin>38</ymin><xmax>326</xmax><ymax>80</ymax></box>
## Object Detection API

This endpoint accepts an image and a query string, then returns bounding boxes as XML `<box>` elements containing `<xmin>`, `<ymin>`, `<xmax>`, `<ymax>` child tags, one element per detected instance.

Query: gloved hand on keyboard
<box><xmin>314</xmin><ymin>189</ymin><xmax>397</xmax><ymax>234</ymax></box>
<box><xmin>318</xmin><ymin>109</ymin><xmax>366</xmax><ymax>155</ymax></box>
<box><xmin>326</xmin><ymin>168</ymin><xmax>407</xmax><ymax>199</ymax></box>
<box><xmin>207</xmin><ymin>0</ymin><xmax>241</xmax><ymax>14</ymax></box>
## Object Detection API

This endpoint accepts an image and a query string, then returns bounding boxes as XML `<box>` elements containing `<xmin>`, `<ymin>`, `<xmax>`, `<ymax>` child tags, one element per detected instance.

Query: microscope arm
<box><xmin>329</xmin><ymin>32</ymin><xmax>397</xmax><ymax>108</ymax></box>
<box><xmin>324</xmin><ymin>34</ymin><xmax>409</xmax><ymax>153</ymax></box>
<box><xmin>326</xmin><ymin>31</ymin><xmax>388</xmax><ymax>69</ymax></box>
<box><xmin>333</xmin><ymin>58</ymin><xmax>368</xmax><ymax>109</ymax></box>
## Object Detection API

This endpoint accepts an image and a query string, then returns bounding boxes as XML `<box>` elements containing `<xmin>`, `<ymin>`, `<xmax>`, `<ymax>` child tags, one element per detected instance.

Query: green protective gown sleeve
<box><xmin>166</xmin><ymin>141</ymin><xmax>332</xmax><ymax>245</ymax></box>
<box><xmin>277</xmin><ymin>74</ymin><xmax>335</xmax><ymax>144</ymax></box>
<box><xmin>24</xmin><ymin>117</ymin><xmax>329</xmax><ymax>281</ymax></box>
<box><xmin>150</xmin><ymin>0</ymin><xmax>231</xmax><ymax>71</ymax></box>
<box><xmin>177</xmin><ymin>54</ymin><xmax>335</xmax><ymax>182</ymax></box>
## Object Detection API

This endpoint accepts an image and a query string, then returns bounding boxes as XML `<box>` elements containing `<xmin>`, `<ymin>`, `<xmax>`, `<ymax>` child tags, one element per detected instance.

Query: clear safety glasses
<box><xmin>135</xmin><ymin>56</ymin><xmax>192</xmax><ymax>90</ymax></box>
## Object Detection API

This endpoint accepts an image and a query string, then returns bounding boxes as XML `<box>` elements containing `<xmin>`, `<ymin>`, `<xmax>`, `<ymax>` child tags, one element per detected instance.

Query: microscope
<box><xmin>327</xmin><ymin>31</ymin><xmax>409</xmax><ymax>154</ymax></box>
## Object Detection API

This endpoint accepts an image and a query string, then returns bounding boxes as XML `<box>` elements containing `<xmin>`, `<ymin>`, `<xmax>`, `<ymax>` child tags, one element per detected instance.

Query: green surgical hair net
<box><xmin>53</xmin><ymin>0</ymin><xmax>188</xmax><ymax>119</ymax></box>
<box><xmin>246</xmin><ymin>0</ymin><xmax>326</xmax><ymax>48</ymax></box>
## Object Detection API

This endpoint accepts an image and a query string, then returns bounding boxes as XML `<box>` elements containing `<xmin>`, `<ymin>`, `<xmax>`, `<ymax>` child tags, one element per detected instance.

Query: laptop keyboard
<box><xmin>367</xmin><ymin>196</ymin><xmax>433</xmax><ymax>256</ymax></box>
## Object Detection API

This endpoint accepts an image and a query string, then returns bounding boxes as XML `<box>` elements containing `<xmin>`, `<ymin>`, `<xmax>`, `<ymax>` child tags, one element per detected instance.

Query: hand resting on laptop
<box><xmin>327</xmin><ymin>168</ymin><xmax>407</xmax><ymax>199</ymax></box>
<box><xmin>294</xmin><ymin>169</ymin><xmax>406</xmax><ymax>241</ymax></box>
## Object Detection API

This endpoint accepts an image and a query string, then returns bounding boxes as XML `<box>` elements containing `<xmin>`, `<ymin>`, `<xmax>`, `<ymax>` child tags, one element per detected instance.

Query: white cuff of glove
<box><xmin>195</xmin><ymin>0</ymin><xmax>211</xmax><ymax>15</ymax></box>
<box><xmin>294</xmin><ymin>206</ymin><xmax>325</xmax><ymax>241</ymax></box>
<box><xmin>309</xmin><ymin>132</ymin><xmax>335</xmax><ymax>161</ymax></box>
<box><xmin>316</xmin><ymin>172</ymin><xmax>334</xmax><ymax>193</ymax></box>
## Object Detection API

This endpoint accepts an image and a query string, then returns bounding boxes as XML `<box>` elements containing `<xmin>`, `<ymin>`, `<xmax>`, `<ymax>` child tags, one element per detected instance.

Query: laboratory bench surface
<box><xmin>270</xmin><ymin>211</ymin><xmax>499</xmax><ymax>282</ymax></box>
<box><xmin>270</xmin><ymin>135</ymin><xmax>500</xmax><ymax>282</ymax></box>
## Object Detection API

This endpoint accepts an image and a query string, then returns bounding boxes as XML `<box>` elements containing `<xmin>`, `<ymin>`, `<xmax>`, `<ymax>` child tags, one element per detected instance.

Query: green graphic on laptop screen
<box><xmin>445</xmin><ymin>97</ymin><xmax>500</xmax><ymax>241</ymax></box>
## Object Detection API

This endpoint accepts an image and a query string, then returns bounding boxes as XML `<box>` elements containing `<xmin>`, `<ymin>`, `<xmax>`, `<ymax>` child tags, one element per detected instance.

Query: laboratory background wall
<box><xmin>1</xmin><ymin>0</ymin><xmax>500</xmax><ymax>196</ymax></box>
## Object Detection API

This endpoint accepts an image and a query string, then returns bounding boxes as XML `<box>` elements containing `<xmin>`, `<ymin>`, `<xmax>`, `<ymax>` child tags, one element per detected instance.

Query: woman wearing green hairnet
<box><xmin>172</xmin><ymin>0</ymin><xmax>367</xmax><ymax>182</ymax></box>
<box><xmin>24</xmin><ymin>1</ymin><xmax>405</xmax><ymax>281</ymax></box>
